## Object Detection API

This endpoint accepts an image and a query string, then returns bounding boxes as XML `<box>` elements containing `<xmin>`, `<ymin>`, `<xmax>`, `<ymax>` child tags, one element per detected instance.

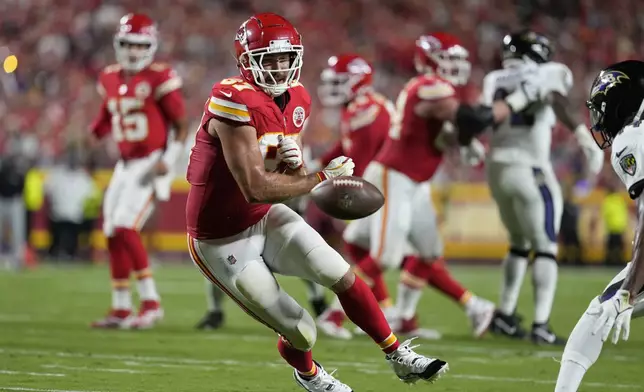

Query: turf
<box><xmin>0</xmin><ymin>263</ymin><xmax>642</xmax><ymax>392</ymax></box>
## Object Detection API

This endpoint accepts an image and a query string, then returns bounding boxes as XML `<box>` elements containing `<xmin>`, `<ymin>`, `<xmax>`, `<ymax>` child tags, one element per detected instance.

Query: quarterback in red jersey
<box><xmin>89</xmin><ymin>13</ymin><xmax>187</xmax><ymax>329</ymax></box>
<box><xmin>342</xmin><ymin>33</ymin><xmax>543</xmax><ymax>339</ymax></box>
<box><xmin>185</xmin><ymin>13</ymin><xmax>448</xmax><ymax>391</ymax></box>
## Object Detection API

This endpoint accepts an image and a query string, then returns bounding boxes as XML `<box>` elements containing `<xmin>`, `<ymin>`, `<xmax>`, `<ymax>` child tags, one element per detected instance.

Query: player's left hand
<box><xmin>574</xmin><ymin>125</ymin><xmax>604</xmax><ymax>176</ymax></box>
<box><xmin>589</xmin><ymin>289</ymin><xmax>633</xmax><ymax>344</ymax></box>
<box><xmin>140</xmin><ymin>161</ymin><xmax>169</xmax><ymax>185</ymax></box>
<box><xmin>459</xmin><ymin>138</ymin><xmax>485</xmax><ymax>166</ymax></box>
<box><xmin>277</xmin><ymin>136</ymin><xmax>303</xmax><ymax>170</ymax></box>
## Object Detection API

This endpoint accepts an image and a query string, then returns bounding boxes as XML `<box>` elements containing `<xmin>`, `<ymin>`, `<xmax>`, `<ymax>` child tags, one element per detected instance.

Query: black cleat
<box><xmin>195</xmin><ymin>310</ymin><xmax>224</xmax><ymax>330</ymax></box>
<box><xmin>489</xmin><ymin>310</ymin><xmax>527</xmax><ymax>339</ymax></box>
<box><xmin>531</xmin><ymin>322</ymin><xmax>567</xmax><ymax>346</ymax></box>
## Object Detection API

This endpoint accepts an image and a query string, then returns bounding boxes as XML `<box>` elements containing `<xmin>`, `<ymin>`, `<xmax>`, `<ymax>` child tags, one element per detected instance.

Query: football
<box><xmin>310</xmin><ymin>176</ymin><xmax>384</xmax><ymax>220</ymax></box>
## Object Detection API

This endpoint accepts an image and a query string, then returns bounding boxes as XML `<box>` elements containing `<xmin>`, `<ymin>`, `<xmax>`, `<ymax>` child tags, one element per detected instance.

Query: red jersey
<box><xmin>320</xmin><ymin>91</ymin><xmax>393</xmax><ymax>177</ymax></box>
<box><xmin>90</xmin><ymin>63</ymin><xmax>185</xmax><ymax>160</ymax></box>
<box><xmin>186</xmin><ymin>77</ymin><xmax>311</xmax><ymax>239</ymax></box>
<box><xmin>375</xmin><ymin>74</ymin><xmax>456</xmax><ymax>182</ymax></box>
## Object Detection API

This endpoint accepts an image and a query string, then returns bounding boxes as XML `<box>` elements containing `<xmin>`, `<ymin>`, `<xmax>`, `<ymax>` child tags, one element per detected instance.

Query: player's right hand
<box><xmin>319</xmin><ymin>156</ymin><xmax>355</xmax><ymax>180</ymax></box>
<box><xmin>277</xmin><ymin>135</ymin><xmax>303</xmax><ymax>170</ymax></box>
<box><xmin>589</xmin><ymin>289</ymin><xmax>633</xmax><ymax>344</ymax></box>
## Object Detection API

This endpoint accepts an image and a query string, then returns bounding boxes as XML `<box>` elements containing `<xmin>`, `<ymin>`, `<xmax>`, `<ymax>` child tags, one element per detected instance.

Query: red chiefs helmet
<box><xmin>235</xmin><ymin>13</ymin><xmax>303</xmax><ymax>97</ymax></box>
<box><xmin>318</xmin><ymin>54</ymin><xmax>373</xmax><ymax>106</ymax></box>
<box><xmin>114</xmin><ymin>13</ymin><xmax>158</xmax><ymax>72</ymax></box>
<box><xmin>414</xmin><ymin>32</ymin><xmax>471</xmax><ymax>86</ymax></box>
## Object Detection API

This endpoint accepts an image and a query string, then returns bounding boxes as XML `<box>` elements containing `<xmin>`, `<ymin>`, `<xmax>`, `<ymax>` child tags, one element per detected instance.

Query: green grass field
<box><xmin>0</xmin><ymin>263</ymin><xmax>642</xmax><ymax>392</ymax></box>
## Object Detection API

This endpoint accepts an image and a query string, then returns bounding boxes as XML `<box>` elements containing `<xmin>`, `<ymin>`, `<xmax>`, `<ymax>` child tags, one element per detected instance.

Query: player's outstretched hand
<box><xmin>589</xmin><ymin>289</ymin><xmax>633</xmax><ymax>344</ymax></box>
<box><xmin>140</xmin><ymin>161</ymin><xmax>169</xmax><ymax>185</ymax></box>
<box><xmin>277</xmin><ymin>135</ymin><xmax>303</xmax><ymax>170</ymax></box>
<box><xmin>319</xmin><ymin>156</ymin><xmax>355</xmax><ymax>180</ymax></box>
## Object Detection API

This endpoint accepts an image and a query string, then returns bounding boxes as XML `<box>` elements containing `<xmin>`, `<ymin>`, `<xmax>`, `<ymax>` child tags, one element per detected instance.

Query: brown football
<box><xmin>310</xmin><ymin>176</ymin><xmax>384</xmax><ymax>220</ymax></box>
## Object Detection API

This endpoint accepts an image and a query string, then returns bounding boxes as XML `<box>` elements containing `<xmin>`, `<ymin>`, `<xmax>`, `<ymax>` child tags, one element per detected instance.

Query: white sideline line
<box><xmin>2</xmin><ymin>346</ymin><xmax>642</xmax><ymax>389</ymax></box>
<box><xmin>0</xmin><ymin>388</ymin><xmax>104</xmax><ymax>392</ymax></box>
<box><xmin>0</xmin><ymin>370</ymin><xmax>64</xmax><ymax>377</ymax></box>
<box><xmin>42</xmin><ymin>365</ymin><xmax>145</xmax><ymax>374</ymax></box>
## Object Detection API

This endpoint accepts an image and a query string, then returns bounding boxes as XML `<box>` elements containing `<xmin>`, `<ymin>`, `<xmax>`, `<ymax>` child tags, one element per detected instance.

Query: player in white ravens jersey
<box><xmin>480</xmin><ymin>31</ymin><xmax>604</xmax><ymax>344</ymax></box>
<box><xmin>554</xmin><ymin>60</ymin><xmax>644</xmax><ymax>392</ymax></box>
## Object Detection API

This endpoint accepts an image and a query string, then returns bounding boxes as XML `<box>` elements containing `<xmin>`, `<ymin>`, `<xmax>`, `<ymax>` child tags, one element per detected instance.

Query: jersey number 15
<box><xmin>107</xmin><ymin>97</ymin><xmax>149</xmax><ymax>142</ymax></box>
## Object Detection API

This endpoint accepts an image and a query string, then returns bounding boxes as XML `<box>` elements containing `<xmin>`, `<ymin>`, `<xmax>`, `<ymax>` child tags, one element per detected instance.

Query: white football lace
<box><xmin>391</xmin><ymin>338</ymin><xmax>434</xmax><ymax>369</ymax></box>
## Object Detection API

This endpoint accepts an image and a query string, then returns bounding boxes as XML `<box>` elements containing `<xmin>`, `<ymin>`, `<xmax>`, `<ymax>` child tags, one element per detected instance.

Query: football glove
<box><xmin>589</xmin><ymin>289</ymin><xmax>633</xmax><ymax>344</ymax></box>
<box><xmin>318</xmin><ymin>156</ymin><xmax>355</xmax><ymax>181</ymax></box>
<box><xmin>460</xmin><ymin>138</ymin><xmax>486</xmax><ymax>166</ymax></box>
<box><xmin>277</xmin><ymin>135</ymin><xmax>303</xmax><ymax>170</ymax></box>
<box><xmin>574</xmin><ymin>124</ymin><xmax>604</xmax><ymax>176</ymax></box>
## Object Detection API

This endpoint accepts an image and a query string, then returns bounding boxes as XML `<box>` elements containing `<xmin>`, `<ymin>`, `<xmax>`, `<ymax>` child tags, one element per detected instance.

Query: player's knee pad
<box><xmin>283</xmin><ymin>309</ymin><xmax>317</xmax><ymax>351</ymax></box>
<box><xmin>534</xmin><ymin>251</ymin><xmax>557</xmax><ymax>263</ymax></box>
<box><xmin>509</xmin><ymin>247</ymin><xmax>530</xmax><ymax>258</ymax></box>
<box><xmin>306</xmin><ymin>245</ymin><xmax>351</xmax><ymax>288</ymax></box>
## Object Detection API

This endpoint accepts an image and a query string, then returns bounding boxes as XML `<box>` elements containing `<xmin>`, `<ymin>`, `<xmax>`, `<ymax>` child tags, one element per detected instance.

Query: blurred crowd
<box><xmin>0</xmin><ymin>0</ymin><xmax>641</xmax><ymax>266</ymax></box>
<box><xmin>2</xmin><ymin>0</ymin><xmax>643</xmax><ymax>174</ymax></box>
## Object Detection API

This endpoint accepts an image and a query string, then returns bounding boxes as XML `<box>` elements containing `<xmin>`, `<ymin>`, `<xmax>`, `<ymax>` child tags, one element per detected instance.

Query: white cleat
<box><xmin>385</xmin><ymin>338</ymin><xmax>448</xmax><ymax>384</ymax></box>
<box><xmin>293</xmin><ymin>362</ymin><xmax>353</xmax><ymax>392</ymax></box>
<box><xmin>466</xmin><ymin>296</ymin><xmax>495</xmax><ymax>338</ymax></box>
<box><xmin>316</xmin><ymin>310</ymin><xmax>352</xmax><ymax>340</ymax></box>
<box><xmin>132</xmin><ymin>307</ymin><xmax>164</xmax><ymax>329</ymax></box>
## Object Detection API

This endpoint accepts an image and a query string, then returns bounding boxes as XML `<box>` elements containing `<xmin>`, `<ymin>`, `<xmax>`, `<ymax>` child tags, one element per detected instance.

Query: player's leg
<box><xmin>353</xmin><ymin>163</ymin><xmax>404</xmax><ymax>307</ymax></box>
<box><xmin>554</xmin><ymin>263</ymin><xmax>644</xmax><ymax>391</ymax></box>
<box><xmin>195</xmin><ymin>279</ymin><xmax>225</xmax><ymax>330</ymax></box>
<box><xmin>263</xmin><ymin>204</ymin><xmax>448</xmax><ymax>384</ymax></box>
<box><xmin>8</xmin><ymin>195</ymin><xmax>26</xmax><ymax>270</ymax></box>
<box><xmin>521</xmin><ymin>166</ymin><xmax>565</xmax><ymax>344</ymax></box>
<box><xmin>92</xmin><ymin>162</ymin><xmax>135</xmax><ymax>328</ymax></box>
<box><xmin>111</xmin><ymin>154</ymin><xmax>164</xmax><ymax>328</ymax></box>
<box><xmin>486</xmin><ymin>162</ymin><xmax>531</xmax><ymax>338</ymax></box>
<box><xmin>403</xmin><ymin>182</ymin><xmax>494</xmax><ymax>338</ymax></box>
<box><xmin>188</xmin><ymin>231</ymin><xmax>352</xmax><ymax>392</ymax></box>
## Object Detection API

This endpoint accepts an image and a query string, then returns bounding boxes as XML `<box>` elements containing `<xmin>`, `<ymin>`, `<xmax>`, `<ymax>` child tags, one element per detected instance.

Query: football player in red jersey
<box><xmin>185</xmin><ymin>13</ymin><xmax>448</xmax><ymax>391</ymax></box>
<box><xmin>340</xmin><ymin>33</ymin><xmax>543</xmax><ymax>339</ymax></box>
<box><xmin>88</xmin><ymin>13</ymin><xmax>187</xmax><ymax>329</ymax></box>
<box><xmin>309</xmin><ymin>53</ymin><xmax>401</xmax><ymax>339</ymax></box>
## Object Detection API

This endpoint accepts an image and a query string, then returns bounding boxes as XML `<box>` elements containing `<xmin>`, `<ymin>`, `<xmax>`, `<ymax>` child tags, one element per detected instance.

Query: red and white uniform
<box><xmin>345</xmin><ymin>74</ymin><xmax>456</xmax><ymax>268</ymax></box>
<box><xmin>186</xmin><ymin>77</ymin><xmax>311</xmax><ymax>239</ymax></box>
<box><xmin>320</xmin><ymin>91</ymin><xmax>392</xmax><ymax>177</ymax></box>
<box><xmin>185</xmin><ymin>77</ymin><xmax>350</xmax><ymax>348</ymax></box>
<box><xmin>309</xmin><ymin>91</ymin><xmax>393</xmax><ymax>240</ymax></box>
<box><xmin>91</xmin><ymin>62</ymin><xmax>184</xmax><ymax>236</ymax></box>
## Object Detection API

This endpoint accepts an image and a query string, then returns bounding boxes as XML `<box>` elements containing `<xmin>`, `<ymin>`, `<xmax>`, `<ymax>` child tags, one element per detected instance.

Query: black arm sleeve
<box><xmin>455</xmin><ymin>104</ymin><xmax>495</xmax><ymax>146</ymax></box>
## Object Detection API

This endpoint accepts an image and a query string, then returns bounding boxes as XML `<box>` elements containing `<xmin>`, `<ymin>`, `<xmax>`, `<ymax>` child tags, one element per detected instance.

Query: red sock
<box><xmin>107</xmin><ymin>230</ymin><xmax>132</xmax><ymax>283</ymax></box>
<box><xmin>344</xmin><ymin>242</ymin><xmax>368</xmax><ymax>265</ymax></box>
<box><xmin>355</xmin><ymin>255</ymin><xmax>390</xmax><ymax>303</ymax></box>
<box><xmin>118</xmin><ymin>228</ymin><xmax>150</xmax><ymax>273</ymax></box>
<box><xmin>277</xmin><ymin>336</ymin><xmax>317</xmax><ymax>378</ymax></box>
<box><xmin>336</xmin><ymin>276</ymin><xmax>400</xmax><ymax>354</ymax></box>
<box><xmin>405</xmin><ymin>256</ymin><xmax>469</xmax><ymax>303</ymax></box>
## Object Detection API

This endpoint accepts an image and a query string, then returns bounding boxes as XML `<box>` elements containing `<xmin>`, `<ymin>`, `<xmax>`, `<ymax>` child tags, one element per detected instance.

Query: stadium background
<box><xmin>0</xmin><ymin>0</ymin><xmax>641</xmax><ymax>264</ymax></box>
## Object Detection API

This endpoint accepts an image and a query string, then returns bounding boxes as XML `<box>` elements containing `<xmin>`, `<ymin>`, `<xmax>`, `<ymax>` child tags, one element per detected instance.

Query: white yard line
<box><xmin>2</xmin><ymin>346</ymin><xmax>642</xmax><ymax>390</ymax></box>
<box><xmin>42</xmin><ymin>365</ymin><xmax>145</xmax><ymax>375</ymax></box>
<box><xmin>0</xmin><ymin>370</ymin><xmax>64</xmax><ymax>377</ymax></box>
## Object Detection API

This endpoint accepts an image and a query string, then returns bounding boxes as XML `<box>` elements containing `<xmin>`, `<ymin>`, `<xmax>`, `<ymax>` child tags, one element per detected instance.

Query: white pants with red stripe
<box><xmin>343</xmin><ymin>162</ymin><xmax>443</xmax><ymax>269</ymax></box>
<box><xmin>188</xmin><ymin>203</ymin><xmax>350</xmax><ymax>351</ymax></box>
<box><xmin>102</xmin><ymin>151</ymin><xmax>162</xmax><ymax>237</ymax></box>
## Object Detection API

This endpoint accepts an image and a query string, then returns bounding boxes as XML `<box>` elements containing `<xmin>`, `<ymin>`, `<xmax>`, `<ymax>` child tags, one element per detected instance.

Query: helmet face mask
<box><xmin>586</xmin><ymin>62</ymin><xmax>644</xmax><ymax>150</ymax></box>
<box><xmin>317</xmin><ymin>54</ymin><xmax>373</xmax><ymax>106</ymax></box>
<box><xmin>235</xmin><ymin>13</ymin><xmax>303</xmax><ymax>97</ymax></box>
<box><xmin>113</xmin><ymin>13</ymin><xmax>158</xmax><ymax>72</ymax></box>
<box><xmin>415</xmin><ymin>33</ymin><xmax>471</xmax><ymax>86</ymax></box>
